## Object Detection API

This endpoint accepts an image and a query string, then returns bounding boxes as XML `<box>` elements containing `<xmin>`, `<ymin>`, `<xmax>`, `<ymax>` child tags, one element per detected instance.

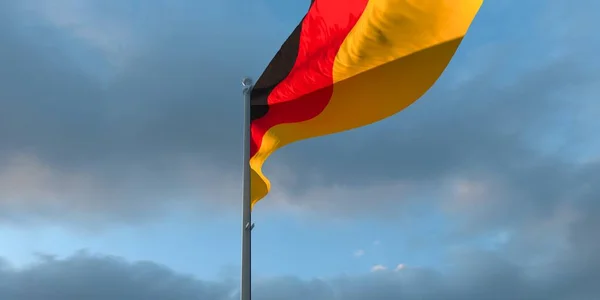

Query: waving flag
<box><xmin>249</xmin><ymin>0</ymin><xmax>483</xmax><ymax>206</ymax></box>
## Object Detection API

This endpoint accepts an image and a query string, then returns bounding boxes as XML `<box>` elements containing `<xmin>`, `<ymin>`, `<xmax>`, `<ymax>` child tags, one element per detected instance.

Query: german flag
<box><xmin>250</xmin><ymin>0</ymin><xmax>482</xmax><ymax>207</ymax></box>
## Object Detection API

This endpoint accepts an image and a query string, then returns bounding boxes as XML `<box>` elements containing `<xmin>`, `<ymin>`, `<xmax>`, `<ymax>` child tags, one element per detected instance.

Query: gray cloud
<box><xmin>0</xmin><ymin>0</ymin><xmax>598</xmax><ymax>229</ymax></box>
<box><xmin>1</xmin><ymin>216</ymin><xmax>599</xmax><ymax>300</ymax></box>
<box><xmin>0</xmin><ymin>0</ymin><xmax>294</xmax><ymax>224</ymax></box>
<box><xmin>0</xmin><ymin>252</ymin><xmax>234</xmax><ymax>300</ymax></box>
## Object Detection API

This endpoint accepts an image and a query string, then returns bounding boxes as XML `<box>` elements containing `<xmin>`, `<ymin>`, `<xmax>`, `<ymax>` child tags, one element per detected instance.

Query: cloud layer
<box><xmin>1</xmin><ymin>233</ymin><xmax>599</xmax><ymax>300</ymax></box>
<box><xmin>0</xmin><ymin>0</ymin><xmax>598</xmax><ymax>226</ymax></box>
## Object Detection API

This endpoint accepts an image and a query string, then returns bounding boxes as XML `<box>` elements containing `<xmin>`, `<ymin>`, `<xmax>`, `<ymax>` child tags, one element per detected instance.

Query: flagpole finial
<box><xmin>242</xmin><ymin>77</ymin><xmax>253</xmax><ymax>96</ymax></box>
<box><xmin>242</xmin><ymin>77</ymin><xmax>253</xmax><ymax>87</ymax></box>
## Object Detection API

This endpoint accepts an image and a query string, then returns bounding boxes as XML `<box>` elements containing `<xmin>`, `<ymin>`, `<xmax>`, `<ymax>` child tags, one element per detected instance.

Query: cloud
<box><xmin>353</xmin><ymin>250</ymin><xmax>365</xmax><ymax>258</ymax></box>
<box><xmin>0</xmin><ymin>154</ymin><xmax>242</xmax><ymax>226</ymax></box>
<box><xmin>0</xmin><ymin>252</ymin><xmax>234</xmax><ymax>300</ymax></box>
<box><xmin>1</xmin><ymin>237</ymin><xmax>599</xmax><ymax>300</ymax></box>
<box><xmin>370</xmin><ymin>264</ymin><xmax>386</xmax><ymax>272</ymax></box>
<box><xmin>16</xmin><ymin>0</ymin><xmax>134</xmax><ymax>62</ymax></box>
<box><xmin>0</xmin><ymin>0</ymin><xmax>295</xmax><ymax>225</ymax></box>
<box><xmin>0</xmin><ymin>0</ymin><xmax>598</xmax><ymax>232</ymax></box>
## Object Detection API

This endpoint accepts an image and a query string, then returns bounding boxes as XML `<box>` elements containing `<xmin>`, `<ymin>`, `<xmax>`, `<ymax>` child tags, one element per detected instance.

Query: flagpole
<box><xmin>240</xmin><ymin>77</ymin><xmax>254</xmax><ymax>300</ymax></box>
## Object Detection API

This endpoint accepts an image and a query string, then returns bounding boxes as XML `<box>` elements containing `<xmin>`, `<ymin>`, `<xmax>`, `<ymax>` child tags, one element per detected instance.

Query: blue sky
<box><xmin>0</xmin><ymin>191</ymin><xmax>453</xmax><ymax>279</ymax></box>
<box><xmin>0</xmin><ymin>0</ymin><xmax>599</xmax><ymax>299</ymax></box>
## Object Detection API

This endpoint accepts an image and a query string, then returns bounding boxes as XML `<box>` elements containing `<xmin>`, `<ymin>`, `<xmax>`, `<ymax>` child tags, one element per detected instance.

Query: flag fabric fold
<box><xmin>249</xmin><ymin>0</ymin><xmax>483</xmax><ymax>207</ymax></box>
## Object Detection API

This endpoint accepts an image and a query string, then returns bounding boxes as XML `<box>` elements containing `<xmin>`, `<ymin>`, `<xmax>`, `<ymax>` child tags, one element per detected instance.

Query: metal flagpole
<box><xmin>240</xmin><ymin>77</ymin><xmax>254</xmax><ymax>300</ymax></box>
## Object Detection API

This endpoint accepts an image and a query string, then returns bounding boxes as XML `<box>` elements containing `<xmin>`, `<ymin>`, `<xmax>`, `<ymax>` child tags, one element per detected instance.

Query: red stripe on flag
<box><xmin>250</xmin><ymin>0</ymin><xmax>369</xmax><ymax>157</ymax></box>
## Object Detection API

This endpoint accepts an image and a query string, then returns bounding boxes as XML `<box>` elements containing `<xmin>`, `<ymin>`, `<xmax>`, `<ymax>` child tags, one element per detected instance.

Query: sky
<box><xmin>0</xmin><ymin>0</ymin><xmax>599</xmax><ymax>299</ymax></box>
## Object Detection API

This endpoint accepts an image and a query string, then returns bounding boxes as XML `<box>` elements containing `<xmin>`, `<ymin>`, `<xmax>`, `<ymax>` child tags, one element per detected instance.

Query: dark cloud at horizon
<box><xmin>1</xmin><ymin>221</ymin><xmax>599</xmax><ymax>300</ymax></box>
